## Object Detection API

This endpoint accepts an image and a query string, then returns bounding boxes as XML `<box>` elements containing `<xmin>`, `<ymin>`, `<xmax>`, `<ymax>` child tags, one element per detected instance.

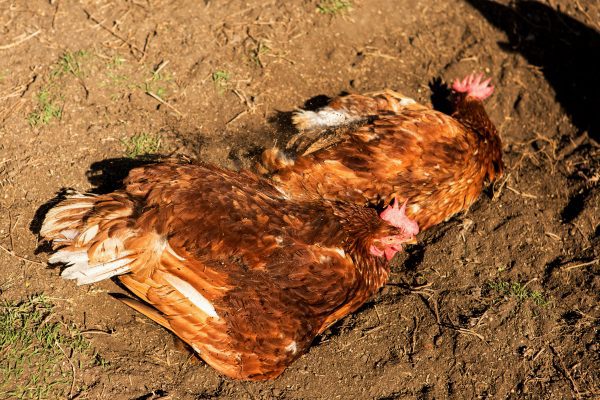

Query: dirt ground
<box><xmin>1</xmin><ymin>0</ymin><xmax>599</xmax><ymax>399</ymax></box>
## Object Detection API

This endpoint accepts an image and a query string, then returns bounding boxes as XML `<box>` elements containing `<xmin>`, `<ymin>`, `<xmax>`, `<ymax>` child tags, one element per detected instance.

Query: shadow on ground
<box><xmin>465</xmin><ymin>0</ymin><xmax>600</xmax><ymax>142</ymax></box>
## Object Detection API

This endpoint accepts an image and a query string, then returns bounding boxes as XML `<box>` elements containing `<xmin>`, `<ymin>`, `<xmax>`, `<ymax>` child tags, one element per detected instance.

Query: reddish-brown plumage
<box><xmin>41</xmin><ymin>162</ymin><xmax>416</xmax><ymax>380</ymax></box>
<box><xmin>261</xmin><ymin>76</ymin><xmax>503</xmax><ymax>231</ymax></box>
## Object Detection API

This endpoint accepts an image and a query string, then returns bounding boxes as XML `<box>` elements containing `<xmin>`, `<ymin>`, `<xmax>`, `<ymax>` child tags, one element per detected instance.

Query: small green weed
<box><xmin>317</xmin><ymin>0</ymin><xmax>352</xmax><ymax>14</ymax></box>
<box><xmin>27</xmin><ymin>89</ymin><xmax>62</xmax><ymax>127</ymax></box>
<box><xmin>144</xmin><ymin>64</ymin><xmax>173</xmax><ymax>98</ymax></box>
<box><xmin>211</xmin><ymin>70</ymin><xmax>230</xmax><ymax>94</ymax></box>
<box><xmin>102</xmin><ymin>55</ymin><xmax>130</xmax><ymax>93</ymax></box>
<box><xmin>105</xmin><ymin>71</ymin><xmax>130</xmax><ymax>86</ymax></box>
<box><xmin>487</xmin><ymin>280</ymin><xmax>549</xmax><ymax>306</ymax></box>
<box><xmin>51</xmin><ymin>50</ymin><xmax>88</xmax><ymax>78</ymax></box>
<box><xmin>92</xmin><ymin>352</ymin><xmax>110</xmax><ymax>368</ymax></box>
<box><xmin>0</xmin><ymin>295</ymin><xmax>95</xmax><ymax>399</ymax></box>
<box><xmin>154</xmin><ymin>86</ymin><xmax>167</xmax><ymax>98</ymax></box>
<box><xmin>150</xmin><ymin>70</ymin><xmax>172</xmax><ymax>84</ymax></box>
<box><xmin>108</xmin><ymin>55</ymin><xmax>126</xmax><ymax>69</ymax></box>
<box><xmin>249</xmin><ymin>41</ymin><xmax>270</xmax><ymax>68</ymax></box>
<box><xmin>143</xmin><ymin>82</ymin><xmax>168</xmax><ymax>99</ymax></box>
<box><xmin>26</xmin><ymin>50</ymin><xmax>89</xmax><ymax>126</ymax></box>
<box><xmin>122</xmin><ymin>132</ymin><xmax>162</xmax><ymax>158</ymax></box>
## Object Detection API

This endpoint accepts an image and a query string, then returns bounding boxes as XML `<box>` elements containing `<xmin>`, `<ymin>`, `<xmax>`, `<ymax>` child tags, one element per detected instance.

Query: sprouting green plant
<box><xmin>150</xmin><ymin>70</ymin><xmax>172</xmax><ymax>83</ymax></box>
<box><xmin>93</xmin><ymin>352</ymin><xmax>110</xmax><ymax>368</ymax></box>
<box><xmin>487</xmin><ymin>280</ymin><xmax>549</xmax><ymax>306</ymax></box>
<box><xmin>108</xmin><ymin>55</ymin><xmax>126</xmax><ymax>69</ymax></box>
<box><xmin>529</xmin><ymin>290</ymin><xmax>549</xmax><ymax>307</ymax></box>
<box><xmin>0</xmin><ymin>295</ymin><xmax>96</xmax><ymax>399</ymax></box>
<box><xmin>249</xmin><ymin>41</ymin><xmax>270</xmax><ymax>68</ymax></box>
<box><xmin>26</xmin><ymin>50</ymin><xmax>90</xmax><ymax>126</ymax></box>
<box><xmin>122</xmin><ymin>132</ymin><xmax>162</xmax><ymax>158</ymax></box>
<box><xmin>317</xmin><ymin>0</ymin><xmax>352</xmax><ymax>14</ymax></box>
<box><xmin>105</xmin><ymin>71</ymin><xmax>130</xmax><ymax>87</ymax></box>
<box><xmin>211</xmin><ymin>70</ymin><xmax>230</xmax><ymax>94</ymax></box>
<box><xmin>51</xmin><ymin>50</ymin><xmax>89</xmax><ymax>78</ymax></box>
<box><xmin>100</xmin><ymin>55</ymin><xmax>129</xmax><ymax>91</ymax></box>
<box><xmin>143</xmin><ymin>82</ymin><xmax>167</xmax><ymax>98</ymax></box>
<box><xmin>143</xmin><ymin>63</ymin><xmax>173</xmax><ymax>98</ymax></box>
<box><xmin>27</xmin><ymin>88</ymin><xmax>62</xmax><ymax>127</ymax></box>
<box><xmin>155</xmin><ymin>87</ymin><xmax>167</xmax><ymax>98</ymax></box>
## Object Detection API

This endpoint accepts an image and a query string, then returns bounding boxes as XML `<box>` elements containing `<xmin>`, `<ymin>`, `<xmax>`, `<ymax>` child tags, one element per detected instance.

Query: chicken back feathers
<box><xmin>41</xmin><ymin>162</ymin><xmax>417</xmax><ymax>380</ymax></box>
<box><xmin>262</xmin><ymin>74</ymin><xmax>503</xmax><ymax>231</ymax></box>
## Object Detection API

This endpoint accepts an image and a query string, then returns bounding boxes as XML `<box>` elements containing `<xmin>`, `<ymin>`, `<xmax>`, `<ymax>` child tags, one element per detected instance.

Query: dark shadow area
<box><xmin>302</xmin><ymin>94</ymin><xmax>333</xmax><ymax>110</ymax></box>
<box><xmin>401</xmin><ymin>244</ymin><xmax>426</xmax><ymax>272</ymax></box>
<box><xmin>465</xmin><ymin>0</ymin><xmax>600</xmax><ymax>141</ymax></box>
<box><xmin>29</xmin><ymin>187</ymin><xmax>75</xmax><ymax>236</ymax></box>
<box><xmin>560</xmin><ymin>185</ymin><xmax>591</xmax><ymax>223</ymax></box>
<box><xmin>457</xmin><ymin>305</ymin><xmax>490</xmax><ymax>327</ymax></box>
<box><xmin>562</xmin><ymin>310</ymin><xmax>582</xmax><ymax>326</ymax></box>
<box><xmin>543</xmin><ymin>255</ymin><xmax>565</xmax><ymax>283</ymax></box>
<box><xmin>429</xmin><ymin>77</ymin><xmax>454</xmax><ymax>115</ymax></box>
<box><xmin>226</xmin><ymin>144</ymin><xmax>267</xmax><ymax>170</ymax></box>
<box><xmin>266</xmin><ymin>110</ymin><xmax>297</xmax><ymax>146</ymax></box>
<box><xmin>86</xmin><ymin>155</ymin><xmax>165</xmax><ymax>194</ymax></box>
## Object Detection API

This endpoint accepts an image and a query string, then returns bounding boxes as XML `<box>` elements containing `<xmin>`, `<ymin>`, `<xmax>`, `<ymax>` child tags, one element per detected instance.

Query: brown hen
<box><xmin>40</xmin><ymin>161</ymin><xmax>418</xmax><ymax>380</ymax></box>
<box><xmin>261</xmin><ymin>73</ymin><xmax>503</xmax><ymax>231</ymax></box>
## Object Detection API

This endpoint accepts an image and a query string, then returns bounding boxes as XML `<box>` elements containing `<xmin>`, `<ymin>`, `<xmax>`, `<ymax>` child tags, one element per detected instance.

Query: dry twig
<box><xmin>506</xmin><ymin>185</ymin><xmax>538</xmax><ymax>199</ymax></box>
<box><xmin>550</xmin><ymin>345</ymin><xmax>585</xmax><ymax>398</ymax></box>
<box><xmin>0</xmin><ymin>244</ymin><xmax>45</xmax><ymax>266</ymax></box>
<box><xmin>56</xmin><ymin>342</ymin><xmax>76</xmax><ymax>399</ymax></box>
<box><xmin>0</xmin><ymin>30</ymin><xmax>41</xmax><ymax>50</ymax></box>
<box><xmin>561</xmin><ymin>259</ymin><xmax>599</xmax><ymax>271</ymax></box>
<box><xmin>226</xmin><ymin>110</ymin><xmax>248</xmax><ymax>125</ymax></box>
<box><xmin>146</xmin><ymin>91</ymin><xmax>185</xmax><ymax>117</ymax></box>
<box><xmin>84</xmin><ymin>10</ymin><xmax>145</xmax><ymax>59</ymax></box>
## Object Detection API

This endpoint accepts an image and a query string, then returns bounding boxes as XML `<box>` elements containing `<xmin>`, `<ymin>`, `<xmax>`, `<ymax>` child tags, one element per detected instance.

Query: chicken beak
<box><xmin>405</xmin><ymin>236</ymin><xmax>418</xmax><ymax>245</ymax></box>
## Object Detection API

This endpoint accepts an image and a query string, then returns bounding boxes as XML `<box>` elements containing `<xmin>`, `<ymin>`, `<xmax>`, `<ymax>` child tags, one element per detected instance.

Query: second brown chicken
<box><xmin>262</xmin><ymin>73</ymin><xmax>503</xmax><ymax>231</ymax></box>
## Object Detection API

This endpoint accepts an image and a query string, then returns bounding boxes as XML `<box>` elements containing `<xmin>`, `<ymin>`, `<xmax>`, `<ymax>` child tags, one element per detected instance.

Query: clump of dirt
<box><xmin>0</xmin><ymin>1</ymin><xmax>598</xmax><ymax>399</ymax></box>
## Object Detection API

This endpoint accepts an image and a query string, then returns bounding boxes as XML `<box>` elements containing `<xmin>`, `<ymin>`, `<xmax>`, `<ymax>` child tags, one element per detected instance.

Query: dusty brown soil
<box><xmin>1</xmin><ymin>0</ymin><xmax>599</xmax><ymax>399</ymax></box>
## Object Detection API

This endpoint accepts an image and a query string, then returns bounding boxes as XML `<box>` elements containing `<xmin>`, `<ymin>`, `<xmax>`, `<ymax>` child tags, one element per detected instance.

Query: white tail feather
<box><xmin>49</xmin><ymin>249</ymin><xmax>89</xmax><ymax>266</ymax></box>
<box><xmin>58</xmin><ymin>254</ymin><xmax>133</xmax><ymax>285</ymax></box>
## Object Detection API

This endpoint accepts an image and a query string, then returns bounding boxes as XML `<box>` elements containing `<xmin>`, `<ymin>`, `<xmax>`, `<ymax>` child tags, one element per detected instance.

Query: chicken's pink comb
<box><xmin>452</xmin><ymin>73</ymin><xmax>494</xmax><ymax>100</ymax></box>
<box><xmin>380</xmin><ymin>199</ymin><xmax>420</xmax><ymax>236</ymax></box>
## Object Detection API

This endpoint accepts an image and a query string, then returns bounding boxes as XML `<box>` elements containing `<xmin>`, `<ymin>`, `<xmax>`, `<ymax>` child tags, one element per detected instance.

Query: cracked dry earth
<box><xmin>0</xmin><ymin>0</ymin><xmax>598</xmax><ymax>399</ymax></box>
